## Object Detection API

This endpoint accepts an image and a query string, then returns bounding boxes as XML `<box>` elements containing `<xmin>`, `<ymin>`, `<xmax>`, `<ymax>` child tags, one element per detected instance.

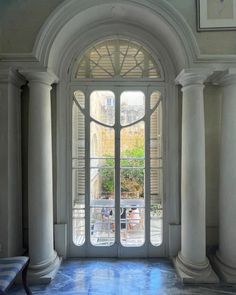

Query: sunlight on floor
<box><xmin>9</xmin><ymin>259</ymin><xmax>236</xmax><ymax>295</ymax></box>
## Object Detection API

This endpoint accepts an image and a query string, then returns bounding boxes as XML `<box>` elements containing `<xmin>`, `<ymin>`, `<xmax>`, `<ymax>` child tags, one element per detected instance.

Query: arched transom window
<box><xmin>75</xmin><ymin>39</ymin><xmax>162</xmax><ymax>79</ymax></box>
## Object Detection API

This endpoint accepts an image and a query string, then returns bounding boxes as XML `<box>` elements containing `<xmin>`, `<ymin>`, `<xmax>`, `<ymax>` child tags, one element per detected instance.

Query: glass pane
<box><xmin>90</xmin><ymin>117</ymin><xmax>115</xmax><ymax>247</ymax></box>
<box><xmin>120</xmin><ymin>122</ymin><xmax>145</xmax><ymax>158</ymax></box>
<box><xmin>90</xmin><ymin>168</ymin><xmax>115</xmax><ymax>201</ymax></box>
<box><xmin>91</xmin><ymin>158</ymin><xmax>115</xmax><ymax>168</ymax></box>
<box><xmin>90</xmin><ymin>91</ymin><xmax>115</xmax><ymax>126</ymax></box>
<box><xmin>73</xmin><ymin>209</ymin><xmax>85</xmax><ymax>246</ymax></box>
<box><xmin>120</xmin><ymin>168</ymin><xmax>144</xmax><ymax>199</ymax></box>
<box><xmin>150</xmin><ymin>169</ymin><xmax>163</xmax><ymax>246</ymax></box>
<box><xmin>150</xmin><ymin>158</ymin><xmax>162</xmax><ymax>169</ymax></box>
<box><xmin>150</xmin><ymin>102</ymin><xmax>162</xmax><ymax>159</ymax></box>
<box><xmin>90</xmin><ymin>207</ymin><xmax>115</xmax><ymax>246</ymax></box>
<box><xmin>120</xmin><ymin>117</ymin><xmax>145</xmax><ymax>247</ymax></box>
<box><xmin>150</xmin><ymin>139</ymin><xmax>162</xmax><ymax>159</ymax></box>
<box><xmin>150</xmin><ymin>91</ymin><xmax>161</xmax><ymax>109</ymax></box>
<box><xmin>74</xmin><ymin>90</ymin><xmax>85</xmax><ymax>108</ymax></box>
<box><xmin>120</xmin><ymin>206</ymin><xmax>145</xmax><ymax>247</ymax></box>
<box><xmin>72</xmin><ymin>101</ymin><xmax>85</xmax><ymax>158</ymax></box>
<box><xmin>120</xmin><ymin>92</ymin><xmax>145</xmax><ymax>126</ymax></box>
<box><xmin>120</xmin><ymin>159</ymin><xmax>144</xmax><ymax>168</ymax></box>
<box><xmin>75</xmin><ymin>39</ymin><xmax>161</xmax><ymax>79</ymax></box>
<box><xmin>120</xmin><ymin>167</ymin><xmax>145</xmax><ymax>247</ymax></box>
<box><xmin>150</xmin><ymin>95</ymin><xmax>163</xmax><ymax>247</ymax></box>
<box><xmin>150</xmin><ymin>202</ymin><xmax>163</xmax><ymax>247</ymax></box>
<box><xmin>90</xmin><ymin>122</ymin><xmax>114</xmax><ymax>158</ymax></box>
<box><xmin>150</xmin><ymin>168</ymin><xmax>162</xmax><ymax>195</ymax></box>
<box><xmin>72</xmin><ymin>168</ymin><xmax>85</xmax><ymax>246</ymax></box>
<box><xmin>72</xmin><ymin>158</ymin><xmax>85</xmax><ymax>169</ymax></box>
<box><xmin>72</xmin><ymin>99</ymin><xmax>85</xmax><ymax>246</ymax></box>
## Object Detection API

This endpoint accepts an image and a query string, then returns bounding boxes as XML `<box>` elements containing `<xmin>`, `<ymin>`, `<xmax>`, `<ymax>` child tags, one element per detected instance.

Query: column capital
<box><xmin>0</xmin><ymin>68</ymin><xmax>25</xmax><ymax>88</ymax></box>
<box><xmin>20</xmin><ymin>69</ymin><xmax>59</xmax><ymax>86</ymax></box>
<box><xmin>210</xmin><ymin>68</ymin><xmax>236</xmax><ymax>86</ymax></box>
<box><xmin>175</xmin><ymin>68</ymin><xmax>213</xmax><ymax>87</ymax></box>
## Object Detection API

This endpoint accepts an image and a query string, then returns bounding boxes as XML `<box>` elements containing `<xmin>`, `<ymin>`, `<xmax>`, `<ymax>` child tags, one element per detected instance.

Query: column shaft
<box><xmin>25</xmin><ymin>71</ymin><xmax>60</xmax><ymax>282</ymax></box>
<box><xmin>28</xmin><ymin>81</ymin><xmax>55</xmax><ymax>265</ymax></box>
<box><xmin>181</xmin><ymin>84</ymin><xmax>206</xmax><ymax>264</ymax></box>
<box><xmin>174</xmin><ymin>69</ymin><xmax>218</xmax><ymax>283</ymax></box>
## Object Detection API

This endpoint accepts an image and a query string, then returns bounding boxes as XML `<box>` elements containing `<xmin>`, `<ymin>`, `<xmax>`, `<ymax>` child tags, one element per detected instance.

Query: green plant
<box><xmin>150</xmin><ymin>203</ymin><xmax>162</xmax><ymax>217</ymax></box>
<box><xmin>101</xmin><ymin>167</ymin><xmax>114</xmax><ymax>192</ymax></box>
<box><xmin>100</xmin><ymin>146</ymin><xmax>145</xmax><ymax>196</ymax></box>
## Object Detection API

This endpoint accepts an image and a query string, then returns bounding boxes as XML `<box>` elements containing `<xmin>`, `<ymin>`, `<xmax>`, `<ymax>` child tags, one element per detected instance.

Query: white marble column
<box><xmin>174</xmin><ymin>69</ymin><xmax>218</xmax><ymax>283</ymax></box>
<box><xmin>213</xmin><ymin>69</ymin><xmax>236</xmax><ymax>283</ymax></box>
<box><xmin>23</xmin><ymin>71</ymin><xmax>60</xmax><ymax>282</ymax></box>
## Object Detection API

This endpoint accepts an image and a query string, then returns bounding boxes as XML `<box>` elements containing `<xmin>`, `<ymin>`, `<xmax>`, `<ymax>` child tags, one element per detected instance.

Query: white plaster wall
<box><xmin>204</xmin><ymin>85</ymin><xmax>222</xmax><ymax>246</ymax></box>
<box><xmin>0</xmin><ymin>0</ymin><xmax>64</xmax><ymax>53</ymax></box>
<box><xmin>0</xmin><ymin>82</ymin><xmax>23</xmax><ymax>257</ymax></box>
<box><xmin>0</xmin><ymin>85</ymin><xmax>9</xmax><ymax>257</ymax></box>
<box><xmin>0</xmin><ymin>0</ymin><xmax>236</xmax><ymax>55</ymax></box>
<box><xmin>8</xmin><ymin>84</ymin><xmax>23</xmax><ymax>255</ymax></box>
<box><xmin>168</xmin><ymin>0</ymin><xmax>236</xmax><ymax>55</ymax></box>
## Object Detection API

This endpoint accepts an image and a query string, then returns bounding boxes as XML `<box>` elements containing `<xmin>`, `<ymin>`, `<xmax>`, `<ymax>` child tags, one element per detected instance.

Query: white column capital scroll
<box><xmin>0</xmin><ymin>68</ymin><xmax>25</xmax><ymax>88</ymax></box>
<box><xmin>210</xmin><ymin>68</ymin><xmax>236</xmax><ymax>87</ymax></box>
<box><xmin>20</xmin><ymin>69</ymin><xmax>59</xmax><ymax>87</ymax></box>
<box><xmin>175</xmin><ymin>68</ymin><xmax>214</xmax><ymax>88</ymax></box>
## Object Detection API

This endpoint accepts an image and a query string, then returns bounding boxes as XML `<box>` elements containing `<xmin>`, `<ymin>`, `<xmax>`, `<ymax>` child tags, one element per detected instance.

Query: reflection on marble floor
<box><xmin>9</xmin><ymin>259</ymin><xmax>236</xmax><ymax>295</ymax></box>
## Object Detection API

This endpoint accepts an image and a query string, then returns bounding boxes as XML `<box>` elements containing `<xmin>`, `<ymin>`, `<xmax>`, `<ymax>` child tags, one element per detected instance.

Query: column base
<box><xmin>28</xmin><ymin>251</ymin><xmax>61</xmax><ymax>284</ymax></box>
<box><xmin>212</xmin><ymin>251</ymin><xmax>236</xmax><ymax>283</ymax></box>
<box><xmin>174</xmin><ymin>252</ymin><xmax>219</xmax><ymax>284</ymax></box>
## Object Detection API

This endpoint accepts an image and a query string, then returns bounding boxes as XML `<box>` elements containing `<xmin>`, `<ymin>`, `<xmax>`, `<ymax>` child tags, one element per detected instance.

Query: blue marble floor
<box><xmin>9</xmin><ymin>259</ymin><xmax>236</xmax><ymax>295</ymax></box>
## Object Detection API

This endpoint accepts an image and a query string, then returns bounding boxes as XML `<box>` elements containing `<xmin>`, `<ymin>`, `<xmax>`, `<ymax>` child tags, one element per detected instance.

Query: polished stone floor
<box><xmin>9</xmin><ymin>259</ymin><xmax>236</xmax><ymax>295</ymax></box>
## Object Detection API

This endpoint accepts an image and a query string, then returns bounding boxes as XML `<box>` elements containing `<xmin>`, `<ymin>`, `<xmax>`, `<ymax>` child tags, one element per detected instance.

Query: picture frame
<box><xmin>196</xmin><ymin>0</ymin><xmax>236</xmax><ymax>31</ymax></box>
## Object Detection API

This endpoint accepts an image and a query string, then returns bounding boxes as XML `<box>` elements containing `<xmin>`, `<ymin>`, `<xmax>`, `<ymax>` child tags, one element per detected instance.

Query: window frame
<box><xmin>70</xmin><ymin>82</ymin><xmax>166</xmax><ymax>257</ymax></box>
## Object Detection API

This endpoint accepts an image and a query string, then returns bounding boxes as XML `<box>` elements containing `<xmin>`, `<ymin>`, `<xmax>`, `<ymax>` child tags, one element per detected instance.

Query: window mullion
<box><xmin>115</xmin><ymin>87</ymin><xmax>121</xmax><ymax>247</ymax></box>
<box><xmin>114</xmin><ymin>41</ymin><xmax>120</xmax><ymax>76</ymax></box>
<box><xmin>145</xmin><ymin>87</ymin><xmax>151</xmax><ymax>246</ymax></box>
<box><xmin>85</xmin><ymin>90</ymin><xmax>91</xmax><ymax>245</ymax></box>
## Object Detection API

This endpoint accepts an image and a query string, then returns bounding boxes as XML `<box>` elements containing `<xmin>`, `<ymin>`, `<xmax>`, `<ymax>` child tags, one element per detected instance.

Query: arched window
<box><xmin>72</xmin><ymin>38</ymin><xmax>164</xmax><ymax>255</ymax></box>
<box><xmin>75</xmin><ymin>39</ymin><xmax>163</xmax><ymax>80</ymax></box>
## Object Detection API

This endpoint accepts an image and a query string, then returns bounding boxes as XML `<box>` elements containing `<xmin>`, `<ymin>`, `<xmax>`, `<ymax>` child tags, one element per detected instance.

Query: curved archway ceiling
<box><xmin>75</xmin><ymin>39</ymin><xmax>161</xmax><ymax>79</ymax></box>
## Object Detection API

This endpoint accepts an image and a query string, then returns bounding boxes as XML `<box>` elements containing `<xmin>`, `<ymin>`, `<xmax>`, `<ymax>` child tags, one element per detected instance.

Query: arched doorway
<box><xmin>33</xmin><ymin>0</ymin><xmax>197</xmax><ymax>259</ymax></box>
<box><xmin>70</xmin><ymin>38</ymin><xmax>165</xmax><ymax>257</ymax></box>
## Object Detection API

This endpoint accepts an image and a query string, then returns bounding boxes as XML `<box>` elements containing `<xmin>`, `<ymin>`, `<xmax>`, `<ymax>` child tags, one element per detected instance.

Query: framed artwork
<box><xmin>197</xmin><ymin>0</ymin><xmax>236</xmax><ymax>31</ymax></box>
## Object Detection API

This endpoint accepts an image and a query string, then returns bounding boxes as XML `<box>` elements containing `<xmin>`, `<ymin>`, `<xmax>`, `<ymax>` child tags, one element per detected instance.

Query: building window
<box><xmin>72</xmin><ymin>38</ymin><xmax>163</xmax><ymax>252</ymax></box>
